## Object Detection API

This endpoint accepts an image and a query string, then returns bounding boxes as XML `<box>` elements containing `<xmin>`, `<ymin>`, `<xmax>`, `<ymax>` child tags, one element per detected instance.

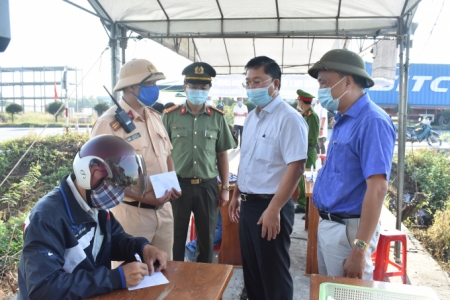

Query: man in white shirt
<box><xmin>314</xmin><ymin>101</ymin><xmax>328</xmax><ymax>155</ymax></box>
<box><xmin>229</xmin><ymin>56</ymin><xmax>308</xmax><ymax>300</ymax></box>
<box><xmin>233</xmin><ymin>97</ymin><xmax>248</xmax><ymax>148</ymax></box>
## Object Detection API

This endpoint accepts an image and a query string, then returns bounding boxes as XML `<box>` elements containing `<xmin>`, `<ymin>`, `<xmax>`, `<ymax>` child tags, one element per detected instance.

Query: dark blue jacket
<box><xmin>18</xmin><ymin>175</ymin><xmax>149</xmax><ymax>300</ymax></box>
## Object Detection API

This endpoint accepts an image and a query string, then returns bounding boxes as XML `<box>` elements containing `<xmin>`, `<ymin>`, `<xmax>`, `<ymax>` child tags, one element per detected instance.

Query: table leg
<box><xmin>305</xmin><ymin>196</ymin><xmax>319</xmax><ymax>275</ymax></box>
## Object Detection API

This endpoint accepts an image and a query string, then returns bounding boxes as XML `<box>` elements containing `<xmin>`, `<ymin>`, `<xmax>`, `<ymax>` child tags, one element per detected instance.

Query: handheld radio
<box><xmin>103</xmin><ymin>86</ymin><xmax>136</xmax><ymax>133</ymax></box>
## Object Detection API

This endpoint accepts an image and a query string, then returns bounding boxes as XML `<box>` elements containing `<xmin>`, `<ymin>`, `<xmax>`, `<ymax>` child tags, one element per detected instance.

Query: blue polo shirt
<box><xmin>313</xmin><ymin>93</ymin><xmax>395</xmax><ymax>215</ymax></box>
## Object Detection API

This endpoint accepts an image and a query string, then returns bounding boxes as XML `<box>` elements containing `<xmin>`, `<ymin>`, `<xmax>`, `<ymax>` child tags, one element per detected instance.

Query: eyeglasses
<box><xmin>242</xmin><ymin>78</ymin><xmax>273</xmax><ymax>89</ymax></box>
<box><xmin>186</xmin><ymin>84</ymin><xmax>210</xmax><ymax>91</ymax></box>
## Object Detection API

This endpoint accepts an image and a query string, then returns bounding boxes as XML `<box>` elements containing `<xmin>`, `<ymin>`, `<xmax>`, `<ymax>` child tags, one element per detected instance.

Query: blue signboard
<box><xmin>367</xmin><ymin>63</ymin><xmax>450</xmax><ymax>107</ymax></box>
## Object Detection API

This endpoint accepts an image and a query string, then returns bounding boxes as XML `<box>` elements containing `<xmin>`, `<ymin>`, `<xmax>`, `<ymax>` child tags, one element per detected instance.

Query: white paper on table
<box><xmin>149</xmin><ymin>171</ymin><xmax>182</xmax><ymax>198</ymax></box>
<box><xmin>128</xmin><ymin>271</ymin><xmax>169</xmax><ymax>290</ymax></box>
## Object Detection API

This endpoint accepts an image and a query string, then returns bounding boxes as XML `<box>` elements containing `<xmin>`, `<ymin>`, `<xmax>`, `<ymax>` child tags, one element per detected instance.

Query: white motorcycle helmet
<box><xmin>73</xmin><ymin>135</ymin><xmax>147</xmax><ymax>197</ymax></box>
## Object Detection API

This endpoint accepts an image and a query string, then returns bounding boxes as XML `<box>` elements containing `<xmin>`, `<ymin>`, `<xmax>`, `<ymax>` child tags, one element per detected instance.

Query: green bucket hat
<box><xmin>308</xmin><ymin>49</ymin><xmax>374</xmax><ymax>88</ymax></box>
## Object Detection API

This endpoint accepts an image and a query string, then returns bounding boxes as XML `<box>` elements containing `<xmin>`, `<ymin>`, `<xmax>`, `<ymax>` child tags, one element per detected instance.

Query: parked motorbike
<box><xmin>395</xmin><ymin>118</ymin><xmax>442</xmax><ymax>147</ymax></box>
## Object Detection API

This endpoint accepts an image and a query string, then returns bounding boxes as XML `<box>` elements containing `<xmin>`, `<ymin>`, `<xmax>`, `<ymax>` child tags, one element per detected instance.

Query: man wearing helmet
<box><xmin>91</xmin><ymin>59</ymin><xmax>180</xmax><ymax>263</ymax></box>
<box><xmin>308</xmin><ymin>49</ymin><xmax>396</xmax><ymax>280</ymax></box>
<box><xmin>17</xmin><ymin>135</ymin><xmax>168</xmax><ymax>300</ymax></box>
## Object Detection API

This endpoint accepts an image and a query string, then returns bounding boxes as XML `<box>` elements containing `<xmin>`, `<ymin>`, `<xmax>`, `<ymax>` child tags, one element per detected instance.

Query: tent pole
<box><xmin>395</xmin><ymin>18</ymin><xmax>407</xmax><ymax>261</ymax></box>
<box><xmin>110</xmin><ymin>23</ymin><xmax>120</xmax><ymax>99</ymax></box>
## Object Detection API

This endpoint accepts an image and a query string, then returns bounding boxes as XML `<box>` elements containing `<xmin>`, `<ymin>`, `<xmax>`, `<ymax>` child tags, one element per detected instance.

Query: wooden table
<box><xmin>218</xmin><ymin>185</ymin><xmax>242</xmax><ymax>266</ymax></box>
<box><xmin>310</xmin><ymin>274</ymin><xmax>439</xmax><ymax>300</ymax></box>
<box><xmin>304</xmin><ymin>178</ymin><xmax>320</xmax><ymax>276</ymax></box>
<box><xmin>88</xmin><ymin>261</ymin><xmax>233</xmax><ymax>300</ymax></box>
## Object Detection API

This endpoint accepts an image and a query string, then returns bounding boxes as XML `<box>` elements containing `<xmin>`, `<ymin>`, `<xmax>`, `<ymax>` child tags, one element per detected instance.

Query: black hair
<box><xmin>164</xmin><ymin>102</ymin><xmax>175</xmax><ymax>109</ymax></box>
<box><xmin>183</xmin><ymin>80</ymin><xmax>212</xmax><ymax>88</ymax></box>
<box><xmin>245</xmin><ymin>56</ymin><xmax>282</xmax><ymax>89</ymax></box>
<box><xmin>152</xmin><ymin>102</ymin><xmax>164</xmax><ymax>113</ymax></box>
<box><xmin>336</xmin><ymin>71</ymin><xmax>367</xmax><ymax>89</ymax></box>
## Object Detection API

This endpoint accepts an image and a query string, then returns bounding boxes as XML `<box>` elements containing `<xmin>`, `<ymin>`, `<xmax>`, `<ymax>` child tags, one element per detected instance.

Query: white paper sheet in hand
<box><xmin>149</xmin><ymin>171</ymin><xmax>182</xmax><ymax>198</ymax></box>
<box><xmin>128</xmin><ymin>271</ymin><xmax>169</xmax><ymax>290</ymax></box>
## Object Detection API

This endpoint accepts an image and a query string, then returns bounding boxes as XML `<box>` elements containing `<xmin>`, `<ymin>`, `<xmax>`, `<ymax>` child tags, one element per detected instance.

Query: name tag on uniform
<box><xmin>126</xmin><ymin>132</ymin><xmax>141</xmax><ymax>142</ymax></box>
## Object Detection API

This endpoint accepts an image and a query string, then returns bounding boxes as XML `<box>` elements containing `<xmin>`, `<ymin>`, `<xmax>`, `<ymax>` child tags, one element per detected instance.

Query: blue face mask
<box><xmin>246</xmin><ymin>82</ymin><xmax>274</xmax><ymax>107</ymax></box>
<box><xmin>187</xmin><ymin>88</ymin><xmax>209</xmax><ymax>105</ymax></box>
<box><xmin>237</xmin><ymin>101</ymin><xmax>243</xmax><ymax>105</ymax></box>
<box><xmin>132</xmin><ymin>85</ymin><xmax>159</xmax><ymax>107</ymax></box>
<box><xmin>317</xmin><ymin>77</ymin><xmax>347</xmax><ymax>112</ymax></box>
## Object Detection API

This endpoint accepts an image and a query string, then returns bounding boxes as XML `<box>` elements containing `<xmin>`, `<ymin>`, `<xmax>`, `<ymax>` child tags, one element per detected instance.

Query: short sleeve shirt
<box><xmin>90</xmin><ymin>100</ymin><xmax>172</xmax><ymax>197</ymax></box>
<box><xmin>312</xmin><ymin>94</ymin><xmax>396</xmax><ymax>215</ymax></box>
<box><xmin>233</xmin><ymin>104</ymin><xmax>248</xmax><ymax>126</ymax></box>
<box><xmin>314</xmin><ymin>103</ymin><xmax>328</xmax><ymax>138</ymax></box>
<box><xmin>162</xmin><ymin>102</ymin><xmax>235</xmax><ymax>179</ymax></box>
<box><xmin>238</xmin><ymin>96</ymin><xmax>308</xmax><ymax>194</ymax></box>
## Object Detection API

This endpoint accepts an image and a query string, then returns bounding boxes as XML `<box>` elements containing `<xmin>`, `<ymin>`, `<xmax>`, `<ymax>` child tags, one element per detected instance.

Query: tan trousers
<box><xmin>317</xmin><ymin>218</ymin><xmax>380</xmax><ymax>280</ymax></box>
<box><xmin>111</xmin><ymin>201</ymin><xmax>174</xmax><ymax>268</ymax></box>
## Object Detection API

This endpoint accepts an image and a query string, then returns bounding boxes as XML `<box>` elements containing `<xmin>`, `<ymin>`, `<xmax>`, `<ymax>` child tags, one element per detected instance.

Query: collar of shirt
<box><xmin>119</xmin><ymin>98</ymin><xmax>144</xmax><ymax>122</ymax></box>
<box><xmin>184</xmin><ymin>101</ymin><xmax>212</xmax><ymax>117</ymax></box>
<box><xmin>335</xmin><ymin>93</ymin><xmax>369</xmax><ymax>123</ymax></box>
<box><xmin>66</xmin><ymin>174</ymin><xmax>99</xmax><ymax>216</ymax></box>
<box><xmin>255</xmin><ymin>95</ymin><xmax>282</xmax><ymax>118</ymax></box>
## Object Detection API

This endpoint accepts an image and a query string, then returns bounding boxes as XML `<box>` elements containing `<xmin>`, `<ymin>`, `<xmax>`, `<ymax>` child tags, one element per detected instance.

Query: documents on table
<box><xmin>128</xmin><ymin>271</ymin><xmax>169</xmax><ymax>291</ymax></box>
<box><xmin>149</xmin><ymin>171</ymin><xmax>182</xmax><ymax>198</ymax></box>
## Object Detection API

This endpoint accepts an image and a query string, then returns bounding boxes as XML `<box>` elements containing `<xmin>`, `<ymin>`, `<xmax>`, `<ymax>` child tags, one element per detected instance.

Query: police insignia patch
<box><xmin>110</xmin><ymin>120</ymin><xmax>121</xmax><ymax>131</ymax></box>
<box><xmin>126</xmin><ymin>132</ymin><xmax>141</xmax><ymax>142</ymax></box>
<box><xmin>194</xmin><ymin>66</ymin><xmax>204</xmax><ymax>74</ymax></box>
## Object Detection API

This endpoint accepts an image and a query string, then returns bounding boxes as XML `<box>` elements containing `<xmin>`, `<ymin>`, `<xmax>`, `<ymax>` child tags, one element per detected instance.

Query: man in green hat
<box><xmin>309</xmin><ymin>49</ymin><xmax>395</xmax><ymax>280</ymax></box>
<box><xmin>295</xmin><ymin>89</ymin><xmax>319</xmax><ymax>214</ymax></box>
<box><xmin>162</xmin><ymin>62</ymin><xmax>235</xmax><ymax>263</ymax></box>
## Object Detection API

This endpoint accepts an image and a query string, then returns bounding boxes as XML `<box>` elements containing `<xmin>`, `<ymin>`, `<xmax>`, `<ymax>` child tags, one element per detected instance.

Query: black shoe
<box><xmin>295</xmin><ymin>206</ymin><xmax>306</xmax><ymax>214</ymax></box>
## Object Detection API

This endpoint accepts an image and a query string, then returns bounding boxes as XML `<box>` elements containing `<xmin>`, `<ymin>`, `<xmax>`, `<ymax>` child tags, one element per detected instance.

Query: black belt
<box><xmin>177</xmin><ymin>176</ymin><xmax>216</xmax><ymax>185</ymax></box>
<box><xmin>318</xmin><ymin>209</ymin><xmax>360</xmax><ymax>225</ymax></box>
<box><xmin>308</xmin><ymin>146</ymin><xmax>317</xmax><ymax>149</ymax></box>
<box><xmin>123</xmin><ymin>201</ymin><xmax>162</xmax><ymax>210</ymax></box>
<box><xmin>240</xmin><ymin>193</ymin><xmax>275</xmax><ymax>201</ymax></box>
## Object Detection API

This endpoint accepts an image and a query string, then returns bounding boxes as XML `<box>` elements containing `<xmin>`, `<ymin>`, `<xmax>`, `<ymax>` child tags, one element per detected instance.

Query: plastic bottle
<box><xmin>316</xmin><ymin>157</ymin><xmax>322</xmax><ymax>170</ymax></box>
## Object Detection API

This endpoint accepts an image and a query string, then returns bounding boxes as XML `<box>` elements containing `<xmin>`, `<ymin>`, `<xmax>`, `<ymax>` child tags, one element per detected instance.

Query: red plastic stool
<box><xmin>189</xmin><ymin>216</ymin><xmax>221</xmax><ymax>250</ymax></box>
<box><xmin>372</xmin><ymin>229</ymin><xmax>407</xmax><ymax>284</ymax></box>
<box><xmin>319</xmin><ymin>155</ymin><xmax>326</xmax><ymax>164</ymax></box>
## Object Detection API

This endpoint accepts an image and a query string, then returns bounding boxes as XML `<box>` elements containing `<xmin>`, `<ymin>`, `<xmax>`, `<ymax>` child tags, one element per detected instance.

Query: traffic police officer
<box><xmin>296</xmin><ymin>89</ymin><xmax>319</xmax><ymax>213</ymax></box>
<box><xmin>91</xmin><ymin>59</ymin><xmax>181</xmax><ymax>264</ymax></box>
<box><xmin>162</xmin><ymin>62</ymin><xmax>235</xmax><ymax>263</ymax></box>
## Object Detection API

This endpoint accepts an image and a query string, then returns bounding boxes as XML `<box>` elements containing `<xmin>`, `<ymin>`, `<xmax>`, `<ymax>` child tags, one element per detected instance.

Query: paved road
<box><xmin>0</xmin><ymin>127</ymin><xmax>90</xmax><ymax>143</ymax></box>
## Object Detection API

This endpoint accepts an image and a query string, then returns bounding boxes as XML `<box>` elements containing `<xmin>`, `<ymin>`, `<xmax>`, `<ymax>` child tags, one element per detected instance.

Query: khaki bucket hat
<box><xmin>308</xmin><ymin>49</ymin><xmax>374</xmax><ymax>88</ymax></box>
<box><xmin>113</xmin><ymin>58</ymin><xmax>166</xmax><ymax>92</ymax></box>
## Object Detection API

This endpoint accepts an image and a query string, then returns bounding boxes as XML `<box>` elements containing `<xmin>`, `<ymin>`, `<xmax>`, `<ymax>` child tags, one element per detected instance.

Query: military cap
<box><xmin>297</xmin><ymin>89</ymin><xmax>315</xmax><ymax>103</ymax></box>
<box><xmin>308</xmin><ymin>49</ymin><xmax>374</xmax><ymax>88</ymax></box>
<box><xmin>114</xmin><ymin>59</ymin><xmax>166</xmax><ymax>92</ymax></box>
<box><xmin>182</xmin><ymin>62</ymin><xmax>216</xmax><ymax>85</ymax></box>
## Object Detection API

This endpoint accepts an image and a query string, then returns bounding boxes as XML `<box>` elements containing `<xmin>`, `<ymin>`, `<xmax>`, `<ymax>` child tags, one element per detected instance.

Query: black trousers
<box><xmin>171</xmin><ymin>179</ymin><xmax>219</xmax><ymax>263</ymax></box>
<box><xmin>234</xmin><ymin>125</ymin><xmax>244</xmax><ymax>147</ymax></box>
<box><xmin>239</xmin><ymin>198</ymin><xmax>295</xmax><ymax>300</ymax></box>
<box><xmin>316</xmin><ymin>137</ymin><xmax>327</xmax><ymax>155</ymax></box>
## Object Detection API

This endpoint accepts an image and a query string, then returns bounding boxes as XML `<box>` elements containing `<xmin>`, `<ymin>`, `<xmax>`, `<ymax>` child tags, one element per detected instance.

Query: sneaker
<box><xmin>184</xmin><ymin>245</ymin><xmax>196</xmax><ymax>262</ymax></box>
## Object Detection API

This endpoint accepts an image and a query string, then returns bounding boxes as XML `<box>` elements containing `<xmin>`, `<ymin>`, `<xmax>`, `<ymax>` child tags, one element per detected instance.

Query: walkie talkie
<box><xmin>103</xmin><ymin>86</ymin><xmax>136</xmax><ymax>133</ymax></box>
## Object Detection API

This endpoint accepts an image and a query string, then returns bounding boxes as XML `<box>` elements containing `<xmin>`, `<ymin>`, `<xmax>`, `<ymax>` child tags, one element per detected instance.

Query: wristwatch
<box><xmin>320</xmin><ymin>127</ymin><xmax>323</xmax><ymax>130</ymax></box>
<box><xmin>222</xmin><ymin>185</ymin><xmax>231</xmax><ymax>191</ymax></box>
<box><xmin>353</xmin><ymin>239</ymin><xmax>369</xmax><ymax>251</ymax></box>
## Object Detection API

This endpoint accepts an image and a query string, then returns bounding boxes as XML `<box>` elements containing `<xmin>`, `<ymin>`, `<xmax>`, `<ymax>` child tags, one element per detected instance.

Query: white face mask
<box><xmin>318</xmin><ymin>77</ymin><xmax>348</xmax><ymax>111</ymax></box>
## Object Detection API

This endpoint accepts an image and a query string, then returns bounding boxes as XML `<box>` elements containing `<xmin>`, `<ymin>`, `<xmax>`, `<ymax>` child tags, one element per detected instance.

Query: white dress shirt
<box><xmin>238</xmin><ymin>95</ymin><xmax>308</xmax><ymax>194</ymax></box>
<box><xmin>314</xmin><ymin>102</ymin><xmax>328</xmax><ymax>138</ymax></box>
<box><xmin>233</xmin><ymin>104</ymin><xmax>248</xmax><ymax>126</ymax></box>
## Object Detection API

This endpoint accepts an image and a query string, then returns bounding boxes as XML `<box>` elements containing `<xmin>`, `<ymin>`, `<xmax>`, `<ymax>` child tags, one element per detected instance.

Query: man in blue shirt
<box><xmin>308</xmin><ymin>49</ymin><xmax>396</xmax><ymax>280</ymax></box>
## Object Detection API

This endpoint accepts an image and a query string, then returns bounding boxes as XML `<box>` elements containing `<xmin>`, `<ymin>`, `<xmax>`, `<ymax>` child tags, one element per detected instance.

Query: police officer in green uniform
<box><xmin>296</xmin><ymin>89</ymin><xmax>319</xmax><ymax>213</ymax></box>
<box><xmin>162</xmin><ymin>62</ymin><xmax>235</xmax><ymax>263</ymax></box>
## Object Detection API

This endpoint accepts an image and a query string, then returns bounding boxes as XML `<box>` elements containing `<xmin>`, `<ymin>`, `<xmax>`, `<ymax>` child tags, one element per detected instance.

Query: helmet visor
<box><xmin>103</xmin><ymin>154</ymin><xmax>147</xmax><ymax>198</ymax></box>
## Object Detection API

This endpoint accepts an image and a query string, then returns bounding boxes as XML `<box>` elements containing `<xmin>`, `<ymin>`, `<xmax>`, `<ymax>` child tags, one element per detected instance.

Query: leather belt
<box><xmin>240</xmin><ymin>193</ymin><xmax>275</xmax><ymax>201</ymax></box>
<box><xmin>177</xmin><ymin>176</ymin><xmax>215</xmax><ymax>185</ymax></box>
<box><xmin>318</xmin><ymin>209</ymin><xmax>360</xmax><ymax>225</ymax></box>
<box><xmin>123</xmin><ymin>201</ymin><xmax>162</xmax><ymax>210</ymax></box>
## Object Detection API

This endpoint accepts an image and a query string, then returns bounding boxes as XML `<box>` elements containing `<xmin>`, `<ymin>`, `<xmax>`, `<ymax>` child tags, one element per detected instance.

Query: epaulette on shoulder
<box><xmin>148</xmin><ymin>106</ymin><xmax>162</xmax><ymax>115</ymax></box>
<box><xmin>209</xmin><ymin>106</ymin><xmax>226</xmax><ymax>115</ymax></box>
<box><xmin>163</xmin><ymin>105</ymin><xmax>180</xmax><ymax>114</ymax></box>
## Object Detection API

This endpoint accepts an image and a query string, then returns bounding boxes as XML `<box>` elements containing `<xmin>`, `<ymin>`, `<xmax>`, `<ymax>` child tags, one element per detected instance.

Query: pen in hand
<box><xmin>134</xmin><ymin>253</ymin><xmax>142</xmax><ymax>263</ymax></box>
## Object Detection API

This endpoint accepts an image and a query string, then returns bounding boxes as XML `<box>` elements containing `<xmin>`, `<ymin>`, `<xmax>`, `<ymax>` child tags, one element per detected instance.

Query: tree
<box><xmin>5</xmin><ymin>103</ymin><xmax>23</xmax><ymax>123</ymax></box>
<box><xmin>93</xmin><ymin>102</ymin><xmax>110</xmax><ymax>117</ymax></box>
<box><xmin>46</xmin><ymin>101</ymin><xmax>65</xmax><ymax>122</ymax></box>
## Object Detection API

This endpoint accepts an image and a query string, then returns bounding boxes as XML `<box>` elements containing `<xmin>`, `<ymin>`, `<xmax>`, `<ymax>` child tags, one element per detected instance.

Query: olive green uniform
<box><xmin>297</xmin><ymin>107</ymin><xmax>319</xmax><ymax>210</ymax></box>
<box><xmin>162</xmin><ymin>102</ymin><xmax>235</xmax><ymax>262</ymax></box>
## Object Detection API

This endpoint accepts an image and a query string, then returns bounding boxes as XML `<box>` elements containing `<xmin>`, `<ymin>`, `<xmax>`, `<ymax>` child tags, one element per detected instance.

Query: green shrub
<box><xmin>0</xmin><ymin>213</ymin><xmax>27</xmax><ymax>269</ymax></box>
<box><xmin>404</xmin><ymin>149</ymin><xmax>450</xmax><ymax>213</ymax></box>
